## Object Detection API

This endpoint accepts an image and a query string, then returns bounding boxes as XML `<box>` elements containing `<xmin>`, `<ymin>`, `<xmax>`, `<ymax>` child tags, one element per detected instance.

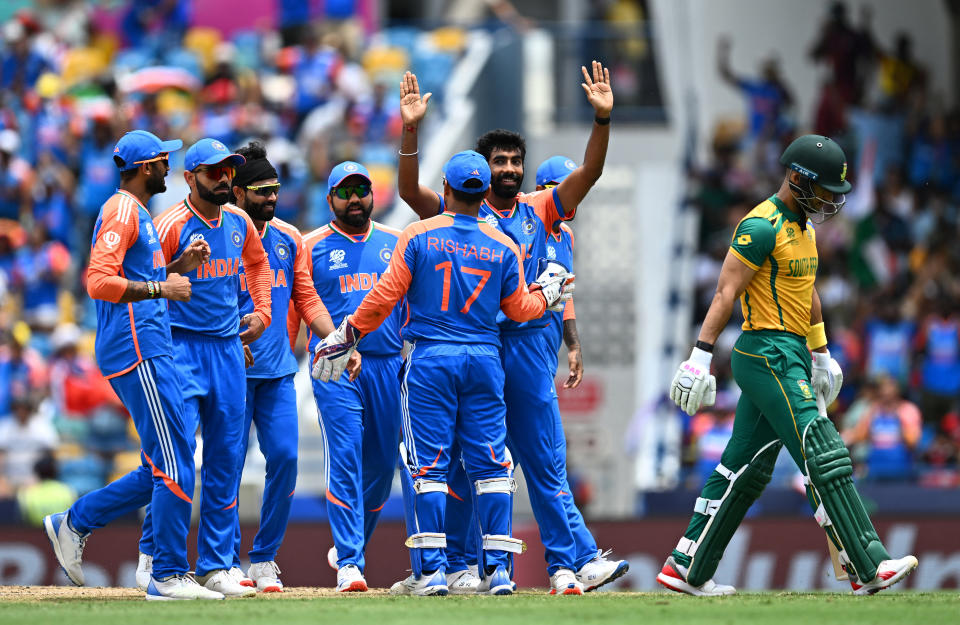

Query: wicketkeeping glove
<box><xmin>312</xmin><ymin>317</ymin><xmax>363</xmax><ymax>382</ymax></box>
<box><xmin>811</xmin><ymin>350</ymin><xmax>843</xmax><ymax>406</ymax></box>
<box><xmin>670</xmin><ymin>346</ymin><xmax>716</xmax><ymax>416</ymax></box>
<box><xmin>532</xmin><ymin>260</ymin><xmax>575</xmax><ymax>312</ymax></box>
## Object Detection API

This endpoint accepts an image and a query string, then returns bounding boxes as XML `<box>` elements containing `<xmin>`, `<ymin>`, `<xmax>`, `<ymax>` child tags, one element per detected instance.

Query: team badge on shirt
<box><xmin>522</xmin><ymin>217</ymin><xmax>537</xmax><ymax>235</ymax></box>
<box><xmin>330</xmin><ymin>248</ymin><xmax>348</xmax><ymax>270</ymax></box>
<box><xmin>797</xmin><ymin>379</ymin><xmax>813</xmax><ymax>400</ymax></box>
<box><xmin>275</xmin><ymin>242</ymin><xmax>290</xmax><ymax>260</ymax></box>
<box><xmin>379</xmin><ymin>246</ymin><xmax>392</xmax><ymax>263</ymax></box>
<box><xmin>230</xmin><ymin>229</ymin><xmax>243</xmax><ymax>247</ymax></box>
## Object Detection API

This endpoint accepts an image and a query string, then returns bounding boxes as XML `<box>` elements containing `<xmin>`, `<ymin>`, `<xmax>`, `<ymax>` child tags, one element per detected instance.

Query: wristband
<box><xmin>146</xmin><ymin>281</ymin><xmax>156</xmax><ymax>299</ymax></box>
<box><xmin>595</xmin><ymin>116</ymin><xmax>611</xmax><ymax>125</ymax></box>
<box><xmin>807</xmin><ymin>322</ymin><xmax>828</xmax><ymax>351</ymax></box>
<box><xmin>405</xmin><ymin>125</ymin><xmax>417</xmax><ymax>133</ymax></box>
<box><xmin>695</xmin><ymin>340</ymin><xmax>714</xmax><ymax>353</ymax></box>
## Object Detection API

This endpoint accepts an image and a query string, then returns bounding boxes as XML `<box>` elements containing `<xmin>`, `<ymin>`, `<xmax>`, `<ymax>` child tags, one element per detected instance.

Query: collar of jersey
<box><xmin>258</xmin><ymin>221</ymin><xmax>270</xmax><ymax>239</ymax></box>
<box><xmin>442</xmin><ymin>210</ymin><xmax>485</xmax><ymax>223</ymax></box>
<box><xmin>768</xmin><ymin>195</ymin><xmax>803</xmax><ymax>224</ymax></box>
<box><xmin>483</xmin><ymin>199</ymin><xmax>517</xmax><ymax>220</ymax></box>
<box><xmin>184</xmin><ymin>196</ymin><xmax>221</xmax><ymax>229</ymax></box>
<box><xmin>116</xmin><ymin>189</ymin><xmax>147</xmax><ymax>212</ymax></box>
<box><xmin>328</xmin><ymin>220</ymin><xmax>373</xmax><ymax>243</ymax></box>
<box><xmin>549</xmin><ymin>228</ymin><xmax>563</xmax><ymax>242</ymax></box>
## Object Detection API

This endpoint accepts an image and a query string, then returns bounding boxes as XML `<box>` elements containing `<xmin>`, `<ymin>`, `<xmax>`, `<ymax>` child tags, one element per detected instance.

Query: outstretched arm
<box><xmin>698</xmin><ymin>251</ymin><xmax>757</xmax><ymax>345</ymax></box>
<box><xmin>398</xmin><ymin>71</ymin><xmax>442</xmax><ymax>220</ymax></box>
<box><xmin>717</xmin><ymin>37</ymin><xmax>741</xmax><ymax>87</ymax></box>
<box><xmin>555</xmin><ymin>61</ymin><xmax>612</xmax><ymax>213</ymax></box>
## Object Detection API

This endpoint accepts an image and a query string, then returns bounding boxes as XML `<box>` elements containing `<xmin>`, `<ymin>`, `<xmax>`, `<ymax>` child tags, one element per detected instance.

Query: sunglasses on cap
<box><xmin>333</xmin><ymin>184</ymin><xmax>372</xmax><ymax>200</ymax></box>
<box><xmin>196</xmin><ymin>165</ymin><xmax>235</xmax><ymax>180</ymax></box>
<box><xmin>133</xmin><ymin>153</ymin><xmax>169</xmax><ymax>165</ymax></box>
<box><xmin>246</xmin><ymin>182</ymin><xmax>281</xmax><ymax>197</ymax></box>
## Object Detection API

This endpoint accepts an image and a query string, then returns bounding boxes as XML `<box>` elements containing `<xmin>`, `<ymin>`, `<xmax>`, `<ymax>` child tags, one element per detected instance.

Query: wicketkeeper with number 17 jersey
<box><xmin>658</xmin><ymin>135</ymin><xmax>918</xmax><ymax>597</ymax></box>
<box><xmin>312</xmin><ymin>151</ymin><xmax>573</xmax><ymax>596</ymax></box>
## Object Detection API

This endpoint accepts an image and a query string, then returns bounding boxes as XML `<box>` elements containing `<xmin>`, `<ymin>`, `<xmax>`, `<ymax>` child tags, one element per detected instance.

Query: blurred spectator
<box><xmin>843</xmin><ymin>375</ymin><xmax>921</xmax><ymax>481</ymax></box>
<box><xmin>16</xmin><ymin>450</ymin><xmax>76</xmax><ymax>526</ymax></box>
<box><xmin>10</xmin><ymin>222</ymin><xmax>70</xmax><ymax>331</ymax></box>
<box><xmin>0</xmin><ymin>393</ymin><xmax>58</xmax><ymax>491</ymax></box>
<box><xmin>914</xmin><ymin>297</ymin><xmax>960</xmax><ymax>426</ymax></box>
<box><xmin>808</xmin><ymin>2</ymin><xmax>865</xmax><ymax>108</ymax></box>
<box><xmin>876</xmin><ymin>33</ymin><xmax>926</xmax><ymax>113</ymax></box>
<box><xmin>31</xmin><ymin>151</ymin><xmax>75</xmax><ymax>250</ymax></box>
<box><xmin>74</xmin><ymin>110</ymin><xmax>121</xmax><ymax>248</ymax></box>
<box><xmin>0</xmin><ymin>129</ymin><xmax>32</xmax><ymax>220</ymax></box>
<box><xmin>0</xmin><ymin>322</ymin><xmax>48</xmax><ymax>417</ymax></box>
<box><xmin>863</xmin><ymin>298</ymin><xmax>914</xmax><ymax>387</ymax></box>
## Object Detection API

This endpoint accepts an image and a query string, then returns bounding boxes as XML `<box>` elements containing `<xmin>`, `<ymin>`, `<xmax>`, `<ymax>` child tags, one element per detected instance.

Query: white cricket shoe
<box><xmin>391</xmin><ymin>570</ymin><xmax>448</xmax><ymax>596</ymax></box>
<box><xmin>477</xmin><ymin>565</ymin><xmax>513</xmax><ymax>595</ymax></box>
<box><xmin>389</xmin><ymin>574</ymin><xmax>417</xmax><ymax>595</ymax></box>
<box><xmin>656</xmin><ymin>556</ymin><xmax>736</xmax><ymax>596</ymax></box>
<box><xmin>197</xmin><ymin>569</ymin><xmax>256</xmax><ymax>597</ymax></box>
<box><xmin>145</xmin><ymin>575</ymin><xmax>225</xmax><ymax>601</ymax></box>
<box><xmin>576</xmin><ymin>549</ymin><xmax>630</xmax><ymax>592</ymax></box>
<box><xmin>336</xmin><ymin>564</ymin><xmax>368</xmax><ymax>592</ymax></box>
<box><xmin>135</xmin><ymin>553</ymin><xmax>153</xmax><ymax>591</ymax></box>
<box><xmin>849</xmin><ymin>556</ymin><xmax>919</xmax><ymax>595</ymax></box>
<box><xmin>549</xmin><ymin>568</ymin><xmax>584</xmax><ymax>595</ymax></box>
<box><xmin>248</xmin><ymin>560</ymin><xmax>284</xmax><ymax>593</ymax></box>
<box><xmin>327</xmin><ymin>546</ymin><xmax>339</xmax><ymax>570</ymax></box>
<box><xmin>446</xmin><ymin>568</ymin><xmax>481</xmax><ymax>594</ymax></box>
<box><xmin>42</xmin><ymin>511</ymin><xmax>87</xmax><ymax>586</ymax></box>
<box><xmin>228</xmin><ymin>566</ymin><xmax>254</xmax><ymax>588</ymax></box>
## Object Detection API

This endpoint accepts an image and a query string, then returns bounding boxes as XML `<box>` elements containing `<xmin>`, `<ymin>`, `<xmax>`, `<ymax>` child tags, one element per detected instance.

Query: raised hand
<box><xmin>581</xmin><ymin>60</ymin><xmax>613</xmax><ymax>116</ymax></box>
<box><xmin>400</xmin><ymin>71</ymin><xmax>432</xmax><ymax>127</ymax></box>
<box><xmin>161</xmin><ymin>272</ymin><xmax>192</xmax><ymax>302</ymax></box>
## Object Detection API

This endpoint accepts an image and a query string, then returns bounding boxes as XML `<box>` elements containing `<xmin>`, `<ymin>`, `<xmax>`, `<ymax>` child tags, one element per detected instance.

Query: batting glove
<box><xmin>670</xmin><ymin>346</ymin><xmax>716</xmax><ymax>416</ymax></box>
<box><xmin>312</xmin><ymin>317</ymin><xmax>363</xmax><ymax>382</ymax></box>
<box><xmin>811</xmin><ymin>350</ymin><xmax>843</xmax><ymax>406</ymax></box>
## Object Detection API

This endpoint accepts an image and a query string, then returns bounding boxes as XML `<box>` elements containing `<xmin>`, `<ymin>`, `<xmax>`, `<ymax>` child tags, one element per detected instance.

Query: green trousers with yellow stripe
<box><xmin>670</xmin><ymin>330</ymin><xmax>889</xmax><ymax>586</ymax></box>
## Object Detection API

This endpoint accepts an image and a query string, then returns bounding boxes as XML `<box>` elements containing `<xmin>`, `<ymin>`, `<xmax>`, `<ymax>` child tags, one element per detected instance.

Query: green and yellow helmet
<box><xmin>779</xmin><ymin>134</ymin><xmax>850</xmax><ymax>222</ymax></box>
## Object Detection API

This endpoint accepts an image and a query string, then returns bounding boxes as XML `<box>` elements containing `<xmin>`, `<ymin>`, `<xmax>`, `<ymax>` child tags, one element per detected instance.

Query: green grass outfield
<box><xmin>1</xmin><ymin>590</ymin><xmax>958</xmax><ymax>625</ymax></box>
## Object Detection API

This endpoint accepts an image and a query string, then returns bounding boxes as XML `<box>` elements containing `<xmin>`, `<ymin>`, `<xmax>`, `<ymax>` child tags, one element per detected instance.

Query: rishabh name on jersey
<box><xmin>154</xmin><ymin>200</ymin><xmax>256</xmax><ymax>337</ymax></box>
<box><xmin>729</xmin><ymin>195</ymin><xmax>819</xmax><ymax>337</ymax></box>
<box><xmin>477</xmin><ymin>187</ymin><xmax>571</xmax><ymax>333</ymax></box>
<box><xmin>303</xmin><ymin>220</ymin><xmax>404</xmax><ymax>356</ymax></box>
<box><xmin>397</xmin><ymin>211</ymin><xmax>528</xmax><ymax>347</ymax></box>
<box><xmin>545</xmin><ymin>223</ymin><xmax>574</xmax><ymax>352</ymax></box>
<box><xmin>239</xmin><ymin>218</ymin><xmax>299</xmax><ymax>378</ymax></box>
<box><xmin>91</xmin><ymin>190</ymin><xmax>173</xmax><ymax>378</ymax></box>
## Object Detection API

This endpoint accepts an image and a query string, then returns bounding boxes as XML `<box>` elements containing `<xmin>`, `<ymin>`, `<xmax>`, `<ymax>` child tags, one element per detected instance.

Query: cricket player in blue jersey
<box><xmin>296</xmin><ymin>161</ymin><xmax>404</xmax><ymax>592</ymax></box>
<box><xmin>313</xmin><ymin>150</ymin><xmax>573</xmax><ymax>596</ymax></box>
<box><xmin>43</xmin><ymin>130</ymin><xmax>223</xmax><ymax>600</ymax></box>
<box><xmin>230</xmin><ymin>141</ymin><xmax>339</xmax><ymax>592</ymax></box>
<box><xmin>396</xmin><ymin>65</ymin><xmax>628</xmax><ymax>593</ymax></box>
<box><xmin>137</xmin><ymin>138</ymin><xmax>273</xmax><ymax>598</ymax></box>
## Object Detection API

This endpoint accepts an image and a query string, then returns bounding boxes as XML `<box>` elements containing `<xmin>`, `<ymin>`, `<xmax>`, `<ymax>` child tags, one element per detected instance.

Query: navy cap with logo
<box><xmin>536</xmin><ymin>155</ymin><xmax>577</xmax><ymax>186</ymax></box>
<box><xmin>443</xmin><ymin>150</ymin><xmax>490</xmax><ymax>192</ymax></box>
<box><xmin>113</xmin><ymin>130</ymin><xmax>183</xmax><ymax>171</ymax></box>
<box><xmin>185</xmin><ymin>138</ymin><xmax>246</xmax><ymax>172</ymax></box>
<box><xmin>327</xmin><ymin>161</ymin><xmax>372</xmax><ymax>190</ymax></box>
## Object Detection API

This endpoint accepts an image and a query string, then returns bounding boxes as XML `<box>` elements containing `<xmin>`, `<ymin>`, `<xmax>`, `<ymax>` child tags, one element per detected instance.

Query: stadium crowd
<box><xmin>685</xmin><ymin>2</ymin><xmax>960</xmax><ymax>489</ymax></box>
<box><xmin>0</xmin><ymin>0</ymin><xmax>466</xmax><ymax>522</ymax></box>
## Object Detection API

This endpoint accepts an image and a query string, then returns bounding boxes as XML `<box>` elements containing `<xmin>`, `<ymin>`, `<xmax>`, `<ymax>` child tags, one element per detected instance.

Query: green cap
<box><xmin>779</xmin><ymin>134</ymin><xmax>851</xmax><ymax>194</ymax></box>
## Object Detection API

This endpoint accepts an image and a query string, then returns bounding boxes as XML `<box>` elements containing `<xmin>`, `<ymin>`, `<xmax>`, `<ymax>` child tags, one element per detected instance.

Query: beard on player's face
<box><xmin>195</xmin><ymin>175</ymin><xmax>231</xmax><ymax>206</ymax></box>
<box><xmin>333</xmin><ymin>195</ymin><xmax>373</xmax><ymax>229</ymax></box>
<box><xmin>145</xmin><ymin>163</ymin><xmax>167</xmax><ymax>194</ymax></box>
<box><xmin>244</xmin><ymin>192</ymin><xmax>277</xmax><ymax>222</ymax></box>
<box><xmin>490</xmin><ymin>169</ymin><xmax>523</xmax><ymax>199</ymax></box>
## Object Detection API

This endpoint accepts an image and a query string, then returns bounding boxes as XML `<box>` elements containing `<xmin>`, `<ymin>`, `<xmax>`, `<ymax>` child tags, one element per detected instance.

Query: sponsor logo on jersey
<box><xmin>231</xmin><ymin>229</ymin><xmax>243</xmax><ymax>247</ymax></box>
<box><xmin>103</xmin><ymin>231</ymin><xmax>121</xmax><ymax>248</ymax></box>
<box><xmin>484</xmin><ymin>214</ymin><xmax>499</xmax><ymax>228</ymax></box>
<box><xmin>736</xmin><ymin>234</ymin><xmax>752</xmax><ymax>246</ymax></box>
<box><xmin>379</xmin><ymin>246</ymin><xmax>392</xmax><ymax>263</ymax></box>
<box><xmin>329</xmin><ymin>248</ymin><xmax>348</xmax><ymax>270</ymax></box>
<box><xmin>546</xmin><ymin>245</ymin><xmax>557</xmax><ymax>260</ymax></box>
<box><xmin>190</xmin><ymin>232</ymin><xmax>205</xmax><ymax>243</ymax></box>
<box><xmin>145</xmin><ymin>222</ymin><xmax>156</xmax><ymax>244</ymax></box>
<box><xmin>275</xmin><ymin>242</ymin><xmax>290</xmax><ymax>261</ymax></box>
<box><xmin>522</xmin><ymin>217</ymin><xmax>537</xmax><ymax>235</ymax></box>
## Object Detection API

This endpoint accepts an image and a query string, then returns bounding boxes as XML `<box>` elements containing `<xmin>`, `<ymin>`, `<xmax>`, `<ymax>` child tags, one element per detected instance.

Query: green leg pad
<box><xmin>685</xmin><ymin>441</ymin><xmax>781</xmax><ymax>587</ymax></box>
<box><xmin>803</xmin><ymin>416</ymin><xmax>889</xmax><ymax>583</ymax></box>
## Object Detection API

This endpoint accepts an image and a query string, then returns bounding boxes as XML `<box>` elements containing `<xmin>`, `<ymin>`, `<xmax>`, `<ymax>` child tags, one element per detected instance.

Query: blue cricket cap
<box><xmin>327</xmin><ymin>161</ymin><xmax>372</xmax><ymax>189</ymax></box>
<box><xmin>184</xmin><ymin>138</ymin><xmax>246</xmax><ymax>172</ymax></box>
<box><xmin>113</xmin><ymin>130</ymin><xmax>182</xmax><ymax>171</ymax></box>
<box><xmin>536</xmin><ymin>155</ymin><xmax>577</xmax><ymax>186</ymax></box>
<box><xmin>443</xmin><ymin>150</ymin><xmax>490</xmax><ymax>192</ymax></box>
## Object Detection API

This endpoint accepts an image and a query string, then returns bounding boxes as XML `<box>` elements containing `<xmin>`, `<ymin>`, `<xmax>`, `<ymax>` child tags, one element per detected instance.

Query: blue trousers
<box><xmin>312</xmin><ymin>354</ymin><xmax>402</xmax><ymax>572</ymax></box>
<box><xmin>69</xmin><ymin>356</ymin><xmax>194</xmax><ymax>579</ymax></box>
<box><xmin>232</xmin><ymin>374</ymin><xmax>298</xmax><ymax>565</ymax></box>
<box><xmin>141</xmin><ymin>331</ymin><xmax>246</xmax><ymax>577</ymax></box>
<box><xmin>400</xmin><ymin>441</ymin><xmax>480</xmax><ymax>577</ymax></box>
<box><xmin>402</xmin><ymin>342</ymin><xmax>513</xmax><ymax>574</ymax></box>
<box><xmin>501</xmin><ymin>331</ymin><xmax>596</xmax><ymax>575</ymax></box>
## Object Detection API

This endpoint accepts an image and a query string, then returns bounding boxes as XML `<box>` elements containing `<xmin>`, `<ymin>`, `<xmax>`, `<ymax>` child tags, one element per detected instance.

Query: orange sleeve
<box><xmin>528</xmin><ymin>188</ymin><xmax>566</xmax><ymax>232</ymax></box>
<box><xmin>498</xmin><ymin>240</ymin><xmax>547</xmax><ymax>322</ymax></box>
<box><xmin>563</xmin><ymin>298</ymin><xmax>576</xmax><ymax>321</ymax></box>
<box><xmin>287</xmin><ymin>300</ymin><xmax>301</xmax><ymax>353</ymax></box>
<box><xmin>350</xmin><ymin>231</ymin><xmax>413</xmax><ymax>335</ymax></box>
<box><xmin>153</xmin><ymin>206</ymin><xmax>184</xmax><ymax>267</ymax></box>
<box><xmin>239</xmin><ymin>213</ymin><xmax>272</xmax><ymax>328</ymax></box>
<box><xmin>86</xmin><ymin>197</ymin><xmax>140</xmax><ymax>303</ymax></box>
<box><xmin>290</xmin><ymin>230</ymin><xmax>331</xmax><ymax>328</ymax></box>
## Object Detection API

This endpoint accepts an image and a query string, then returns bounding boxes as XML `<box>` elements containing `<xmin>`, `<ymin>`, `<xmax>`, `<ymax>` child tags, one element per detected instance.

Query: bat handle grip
<box><xmin>816</xmin><ymin>392</ymin><xmax>827</xmax><ymax>418</ymax></box>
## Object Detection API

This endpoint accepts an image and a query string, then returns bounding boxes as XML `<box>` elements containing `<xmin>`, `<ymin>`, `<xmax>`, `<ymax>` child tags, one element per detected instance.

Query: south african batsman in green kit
<box><xmin>657</xmin><ymin>135</ymin><xmax>919</xmax><ymax>596</ymax></box>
